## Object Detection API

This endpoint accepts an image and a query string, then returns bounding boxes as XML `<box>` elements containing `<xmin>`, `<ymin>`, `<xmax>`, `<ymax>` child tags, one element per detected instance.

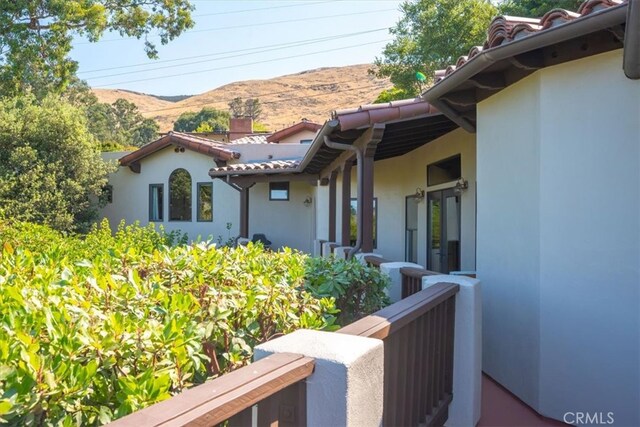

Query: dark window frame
<box><xmin>269</xmin><ymin>181</ymin><xmax>290</xmax><ymax>201</ymax></box>
<box><xmin>149</xmin><ymin>183</ymin><xmax>164</xmax><ymax>222</ymax></box>
<box><xmin>349</xmin><ymin>197</ymin><xmax>378</xmax><ymax>249</ymax></box>
<box><xmin>300</xmin><ymin>139</ymin><xmax>313</xmax><ymax>144</ymax></box>
<box><xmin>427</xmin><ymin>154</ymin><xmax>461</xmax><ymax>187</ymax></box>
<box><xmin>197</xmin><ymin>182</ymin><xmax>213</xmax><ymax>222</ymax></box>
<box><xmin>169</xmin><ymin>168</ymin><xmax>192</xmax><ymax>222</ymax></box>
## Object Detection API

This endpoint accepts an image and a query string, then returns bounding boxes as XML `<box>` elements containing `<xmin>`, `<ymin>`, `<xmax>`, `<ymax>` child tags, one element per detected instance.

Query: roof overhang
<box><xmin>422</xmin><ymin>1</ymin><xmax>629</xmax><ymax>132</ymax></box>
<box><xmin>120</xmin><ymin>132</ymin><xmax>240</xmax><ymax>173</ymax></box>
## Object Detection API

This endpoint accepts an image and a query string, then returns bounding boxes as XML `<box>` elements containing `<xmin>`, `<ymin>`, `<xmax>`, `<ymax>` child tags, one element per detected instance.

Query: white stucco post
<box><xmin>333</xmin><ymin>246</ymin><xmax>352</xmax><ymax>260</ymax></box>
<box><xmin>255</xmin><ymin>329</ymin><xmax>384</xmax><ymax>427</ymax></box>
<box><xmin>321</xmin><ymin>241</ymin><xmax>337</xmax><ymax>258</ymax></box>
<box><xmin>379</xmin><ymin>261</ymin><xmax>424</xmax><ymax>303</ymax></box>
<box><xmin>423</xmin><ymin>275</ymin><xmax>482</xmax><ymax>427</ymax></box>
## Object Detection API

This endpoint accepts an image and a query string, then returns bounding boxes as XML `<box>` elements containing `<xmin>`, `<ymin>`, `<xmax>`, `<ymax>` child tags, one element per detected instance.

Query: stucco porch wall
<box><xmin>100</xmin><ymin>147</ymin><xmax>239</xmax><ymax>242</ymax></box>
<box><xmin>319</xmin><ymin>128</ymin><xmax>476</xmax><ymax>270</ymax></box>
<box><xmin>476</xmin><ymin>49</ymin><xmax>640</xmax><ymax>425</ymax></box>
<box><xmin>248</xmin><ymin>180</ymin><xmax>315</xmax><ymax>253</ymax></box>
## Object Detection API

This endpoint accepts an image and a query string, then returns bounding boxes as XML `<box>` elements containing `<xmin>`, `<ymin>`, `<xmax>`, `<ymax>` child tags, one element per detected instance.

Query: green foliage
<box><xmin>252</xmin><ymin>122</ymin><xmax>270</xmax><ymax>132</ymax></box>
<box><xmin>86</xmin><ymin>98</ymin><xmax>160</xmax><ymax>149</ymax></box>
<box><xmin>304</xmin><ymin>257</ymin><xmax>390</xmax><ymax>325</ymax></box>
<box><xmin>0</xmin><ymin>0</ymin><xmax>194</xmax><ymax>97</ymax></box>
<box><xmin>497</xmin><ymin>0</ymin><xmax>583</xmax><ymax>17</ymax></box>
<box><xmin>0</xmin><ymin>95</ymin><xmax>116</xmax><ymax>233</ymax></box>
<box><xmin>228</xmin><ymin>97</ymin><xmax>262</xmax><ymax>120</ymax></box>
<box><xmin>173</xmin><ymin>107</ymin><xmax>230</xmax><ymax>132</ymax></box>
<box><xmin>374</xmin><ymin>86</ymin><xmax>414</xmax><ymax>103</ymax></box>
<box><xmin>373</xmin><ymin>0</ymin><xmax>497</xmax><ymax>96</ymax></box>
<box><xmin>0</xmin><ymin>219</ymin><xmax>338</xmax><ymax>425</ymax></box>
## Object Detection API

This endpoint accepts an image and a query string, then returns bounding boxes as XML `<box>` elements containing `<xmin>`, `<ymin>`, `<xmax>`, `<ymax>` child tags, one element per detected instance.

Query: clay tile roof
<box><xmin>227</xmin><ymin>135</ymin><xmax>270</xmax><ymax>144</ymax></box>
<box><xmin>433</xmin><ymin>0</ymin><xmax>625</xmax><ymax>84</ymax></box>
<box><xmin>266</xmin><ymin>121</ymin><xmax>322</xmax><ymax>143</ymax></box>
<box><xmin>209</xmin><ymin>159</ymin><xmax>301</xmax><ymax>177</ymax></box>
<box><xmin>332</xmin><ymin>98</ymin><xmax>439</xmax><ymax>131</ymax></box>
<box><xmin>120</xmin><ymin>132</ymin><xmax>240</xmax><ymax>166</ymax></box>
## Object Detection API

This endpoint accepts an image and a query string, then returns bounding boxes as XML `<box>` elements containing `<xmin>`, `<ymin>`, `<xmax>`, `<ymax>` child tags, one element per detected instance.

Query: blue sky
<box><xmin>71</xmin><ymin>0</ymin><xmax>404</xmax><ymax>96</ymax></box>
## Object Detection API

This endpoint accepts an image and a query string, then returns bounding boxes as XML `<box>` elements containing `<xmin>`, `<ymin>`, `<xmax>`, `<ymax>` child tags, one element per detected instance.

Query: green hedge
<box><xmin>0</xmin><ymin>220</ymin><xmax>389</xmax><ymax>425</ymax></box>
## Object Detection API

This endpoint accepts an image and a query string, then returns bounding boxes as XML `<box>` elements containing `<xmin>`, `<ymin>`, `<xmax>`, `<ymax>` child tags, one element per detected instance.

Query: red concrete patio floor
<box><xmin>478</xmin><ymin>374</ymin><xmax>568</xmax><ymax>427</ymax></box>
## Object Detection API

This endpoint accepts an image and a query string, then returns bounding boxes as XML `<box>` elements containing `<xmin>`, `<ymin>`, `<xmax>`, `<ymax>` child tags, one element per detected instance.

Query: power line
<box><xmin>192</xmin><ymin>0</ymin><xmax>336</xmax><ymax>17</ymax></box>
<box><xmin>75</xmin><ymin>8</ymin><xmax>396</xmax><ymax>44</ymax></box>
<box><xmin>138</xmin><ymin>81</ymin><xmax>388</xmax><ymax>116</ymax></box>
<box><xmin>79</xmin><ymin>28</ymin><xmax>387</xmax><ymax>75</ymax></box>
<box><xmin>90</xmin><ymin>39</ymin><xmax>391</xmax><ymax>86</ymax></box>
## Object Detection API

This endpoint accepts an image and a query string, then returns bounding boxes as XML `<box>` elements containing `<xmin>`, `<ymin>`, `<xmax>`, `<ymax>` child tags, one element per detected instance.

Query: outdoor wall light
<box><xmin>303</xmin><ymin>196</ymin><xmax>313</xmax><ymax>207</ymax></box>
<box><xmin>454</xmin><ymin>178</ymin><xmax>469</xmax><ymax>194</ymax></box>
<box><xmin>414</xmin><ymin>188</ymin><xmax>425</xmax><ymax>202</ymax></box>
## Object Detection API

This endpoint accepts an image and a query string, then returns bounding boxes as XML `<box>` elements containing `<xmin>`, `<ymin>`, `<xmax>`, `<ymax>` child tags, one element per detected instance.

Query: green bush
<box><xmin>304</xmin><ymin>256</ymin><xmax>390</xmax><ymax>324</ymax></box>
<box><xmin>0</xmin><ymin>220</ymin><xmax>338</xmax><ymax>425</ymax></box>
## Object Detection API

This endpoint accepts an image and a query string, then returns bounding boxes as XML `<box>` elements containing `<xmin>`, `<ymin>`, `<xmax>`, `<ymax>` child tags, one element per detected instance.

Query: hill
<box><xmin>93</xmin><ymin>64</ymin><xmax>391</xmax><ymax>132</ymax></box>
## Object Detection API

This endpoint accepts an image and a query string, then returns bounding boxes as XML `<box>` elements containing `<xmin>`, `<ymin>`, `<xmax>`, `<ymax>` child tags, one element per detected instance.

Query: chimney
<box><xmin>229</xmin><ymin>117</ymin><xmax>253</xmax><ymax>141</ymax></box>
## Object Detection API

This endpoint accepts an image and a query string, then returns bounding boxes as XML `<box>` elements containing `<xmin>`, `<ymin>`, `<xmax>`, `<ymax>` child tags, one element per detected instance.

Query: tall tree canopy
<box><xmin>173</xmin><ymin>107</ymin><xmax>230</xmax><ymax>133</ymax></box>
<box><xmin>0</xmin><ymin>0</ymin><xmax>194</xmax><ymax>96</ymax></box>
<box><xmin>0</xmin><ymin>95</ymin><xmax>115</xmax><ymax>232</ymax></box>
<box><xmin>373</xmin><ymin>0</ymin><xmax>585</xmax><ymax>101</ymax></box>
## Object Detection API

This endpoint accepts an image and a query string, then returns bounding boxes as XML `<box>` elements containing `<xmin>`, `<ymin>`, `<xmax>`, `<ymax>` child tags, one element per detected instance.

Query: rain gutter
<box><xmin>624</xmin><ymin>0</ymin><xmax>640</xmax><ymax>79</ymax></box>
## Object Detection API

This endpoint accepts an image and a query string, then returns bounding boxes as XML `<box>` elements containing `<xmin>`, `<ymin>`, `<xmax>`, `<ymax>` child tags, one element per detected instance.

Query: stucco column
<box><xmin>423</xmin><ymin>274</ymin><xmax>482</xmax><ymax>427</ymax></box>
<box><xmin>380</xmin><ymin>261</ymin><xmax>424</xmax><ymax>303</ymax></box>
<box><xmin>255</xmin><ymin>329</ymin><xmax>384</xmax><ymax>427</ymax></box>
<box><xmin>341</xmin><ymin>160</ymin><xmax>353</xmax><ymax>246</ymax></box>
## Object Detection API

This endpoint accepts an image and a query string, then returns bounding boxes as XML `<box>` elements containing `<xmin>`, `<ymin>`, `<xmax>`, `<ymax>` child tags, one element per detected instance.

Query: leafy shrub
<box><xmin>0</xmin><ymin>220</ymin><xmax>337</xmax><ymax>425</ymax></box>
<box><xmin>304</xmin><ymin>256</ymin><xmax>390</xmax><ymax>324</ymax></box>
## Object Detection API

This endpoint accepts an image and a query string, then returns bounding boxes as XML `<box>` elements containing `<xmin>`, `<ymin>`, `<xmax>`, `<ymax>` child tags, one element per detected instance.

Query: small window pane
<box><xmin>427</xmin><ymin>155</ymin><xmax>461</xmax><ymax>186</ymax></box>
<box><xmin>169</xmin><ymin>168</ymin><xmax>192</xmax><ymax>221</ymax></box>
<box><xmin>269</xmin><ymin>182</ymin><xmax>289</xmax><ymax>201</ymax></box>
<box><xmin>149</xmin><ymin>184</ymin><xmax>163</xmax><ymax>221</ymax></box>
<box><xmin>197</xmin><ymin>183</ymin><xmax>213</xmax><ymax>222</ymax></box>
<box><xmin>349</xmin><ymin>198</ymin><xmax>377</xmax><ymax>248</ymax></box>
<box><xmin>300</xmin><ymin>139</ymin><xmax>312</xmax><ymax>144</ymax></box>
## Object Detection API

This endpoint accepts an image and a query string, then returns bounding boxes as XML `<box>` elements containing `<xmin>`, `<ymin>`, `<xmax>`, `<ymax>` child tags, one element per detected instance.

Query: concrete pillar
<box><xmin>321</xmin><ymin>241</ymin><xmax>338</xmax><ymax>258</ymax></box>
<box><xmin>379</xmin><ymin>261</ymin><xmax>424</xmax><ymax>303</ymax></box>
<box><xmin>255</xmin><ymin>329</ymin><xmax>384</xmax><ymax>427</ymax></box>
<box><xmin>354</xmin><ymin>252</ymin><xmax>381</xmax><ymax>265</ymax></box>
<box><xmin>333</xmin><ymin>246</ymin><xmax>352</xmax><ymax>260</ymax></box>
<box><xmin>423</xmin><ymin>275</ymin><xmax>482</xmax><ymax>427</ymax></box>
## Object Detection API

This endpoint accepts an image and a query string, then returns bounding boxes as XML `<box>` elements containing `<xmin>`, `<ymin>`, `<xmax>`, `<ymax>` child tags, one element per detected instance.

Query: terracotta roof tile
<box><xmin>209</xmin><ymin>159</ymin><xmax>300</xmax><ymax>176</ymax></box>
<box><xmin>266</xmin><ymin>121</ymin><xmax>322</xmax><ymax>143</ymax></box>
<box><xmin>332</xmin><ymin>98</ymin><xmax>439</xmax><ymax>131</ymax></box>
<box><xmin>434</xmin><ymin>0</ymin><xmax>626</xmax><ymax>83</ymax></box>
<box><xmin>120</xmin><ymin>132</ymin><xmax>240</xmax><ymax>166</ymax></box>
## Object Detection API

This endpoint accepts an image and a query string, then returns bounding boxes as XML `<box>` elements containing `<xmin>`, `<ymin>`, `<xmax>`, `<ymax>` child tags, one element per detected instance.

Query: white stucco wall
<box><xmin>477</xmin><ymin>49</ymin><xmax>640</xmax><ymax>425</ymax></box>
<box><xmin>100</xmin><ymin>147</ymin><xmax>239</xmax><ymax>242</ymax></box>
<box><xmin>248</xmin><ymin>180</ymin><xmax>315</xmax><ymax>253</ymax></box>
<box><xmin>230</xmin><ymin>142</ymin><xmax>308</xmax><ymax>162</ymax></box>
<box><xmin>319</xmin><ymin>128</ymin><xmax>476</xmax><ymax>269</ymax></box>
<box><xmin>276</xmin><ymin>129</ymin><xmax>317</xmax><ymax>145</ymax></box>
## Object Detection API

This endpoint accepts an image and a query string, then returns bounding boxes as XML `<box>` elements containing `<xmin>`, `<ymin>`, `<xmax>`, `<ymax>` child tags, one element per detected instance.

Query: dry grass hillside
<box><xmin>93</xmin><ymin>64</ymin><xmax>391</xmax><ymax>132</ymax></box>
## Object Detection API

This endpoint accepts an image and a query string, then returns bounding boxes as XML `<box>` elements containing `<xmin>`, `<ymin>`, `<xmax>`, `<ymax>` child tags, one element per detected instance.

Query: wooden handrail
<box><xmin>108</xmin><ymin>353</ymin><xmax>314</xmax><ymax>427</ymax></box>
<box><xmin>338</xmin><ymin>283</ymin><xmax>459</xmax><ymax>427</ymax></box>
<box><xmin>363</xmin><ymin>255</ymin><xmax>389</xmax><ymax>268</ymax></box>
<box><xmin>400</xmin><ymin>267</ymin><xmax>439</xmax><ymax>299</ymax></box>
<box><xmin>399</xmin><ymin>266</ymin><xmax>439</xmax><ymax>279</ymax></box>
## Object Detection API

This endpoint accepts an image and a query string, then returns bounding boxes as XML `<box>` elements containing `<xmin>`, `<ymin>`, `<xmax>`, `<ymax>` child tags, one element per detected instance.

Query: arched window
<box><xmin>169</xmin><ymin>168</ymin><xmax>192</xmax><ymax>221</ymax></box>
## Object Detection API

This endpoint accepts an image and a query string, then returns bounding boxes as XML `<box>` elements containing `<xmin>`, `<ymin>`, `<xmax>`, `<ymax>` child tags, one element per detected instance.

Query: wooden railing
<box><xmin>364</xmin><ymin>255</ymin><xmax>390</xmax><ymax>268</ymax></box>
<box><xmin>400</xmin><ymin>266</ymin><xmax>439</xmax><ymax>299</ymax></box>
<box><xmin>338</xmin><ymin>282</ymin><xmax>459</xmax><ymax>427</ymax></box>
<box><xmin>108</xmin><ymin>353</ymin><xmax>314</xmax><ymax>427</ymax></box>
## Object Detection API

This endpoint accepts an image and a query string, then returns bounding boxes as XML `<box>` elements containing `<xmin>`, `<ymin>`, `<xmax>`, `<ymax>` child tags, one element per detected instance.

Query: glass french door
<box><xmin>427</xmin><ymin>189</ymin><xmax>461</xmax><ymax>273</ymax></box>
<box><xmin>405</xmin><ymin>196</ymin><xmax>419</xmax><ymax>263</ymax></box>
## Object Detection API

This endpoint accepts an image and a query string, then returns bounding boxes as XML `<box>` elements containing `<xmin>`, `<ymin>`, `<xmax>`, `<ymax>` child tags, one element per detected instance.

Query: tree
<box><xmin>228</xmin><ymin>97</ymin><xmax>244</xmax><ymax>118</ymax></box>
<box><xmin>498</xmin><ymin>0</ymin><xmax>582</xmax><ymax>17</ymax></box>
<box><xmin>244</xmin><ymin>98</ymin><xmax>262</xmax><ymax>121</ymax></box>
<box><xmin>132</xmin><ymin>118</ymin><xmax>160</xmax><ymax>146</ymax></box>
<box><xmin>0</xmin><ymin>95</ymin><xmax>115</xmax><ymax>232</ymax></box>
<box><xmin>373</xmin><ymin>0</ymin><xmax>497</xmax><ymax>98</ymax></box>
<box><xmin>0</xmin><ymin>1</ymin><xmax>194</xmax><ymax>97</ymax></box>
<box><xmin>173</xmin><ymin>107</ymin><xmax>230</xmax><ymax>132</ymax></box>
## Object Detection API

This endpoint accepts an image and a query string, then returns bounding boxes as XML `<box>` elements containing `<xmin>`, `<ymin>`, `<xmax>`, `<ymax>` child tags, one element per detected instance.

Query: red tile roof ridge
<box><xmin>210</xmin><ymin>159</ymin><xmax>301</xmax><ymax>176</ymax></box>
<box><xmin>266</xmin><ymin>121</ymin><xmax>322</xmax><ymax>143</ymax></box>
<box><xmin>433</xmin><ymin>0</ymin><xmax>627</xmax><ymax>84</ymax></box>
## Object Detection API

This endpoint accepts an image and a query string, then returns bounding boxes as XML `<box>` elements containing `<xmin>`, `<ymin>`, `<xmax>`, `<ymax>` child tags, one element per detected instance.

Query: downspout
<box><xmin>623</xmin><ymin>0</ymin><xmax>640</xmax><ymax>79</ymax></box>
<box><xmin>323</xmin><ymin>136</ymin><xmax>363</xmax><ymax>260</ymax></box>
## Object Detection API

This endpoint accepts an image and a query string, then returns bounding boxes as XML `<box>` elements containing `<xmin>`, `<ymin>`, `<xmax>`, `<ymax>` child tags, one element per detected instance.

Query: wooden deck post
<box><xmin>240</xmin><ymin>186</ymin><xmax>249</xmax><ymax>238</ymax></box>
<box><xmin>328</xmin><ymin>170</ymin><xmax>338</xmax><ymax>242</ymax></box>
<box><xmin>361</xmin><ymin>152</ymin><xmax>375</xmax><ymax>253</ymax></box>
<box><xmin>341</xmin><ymin>159</ymin><xmax>353</xmax><ymax>246</ymax></box>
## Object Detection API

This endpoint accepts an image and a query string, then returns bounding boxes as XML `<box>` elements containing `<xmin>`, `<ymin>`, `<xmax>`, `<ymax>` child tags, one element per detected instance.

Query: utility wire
<box><xmin>79</xmin><ymin>28</ymin><xmax>387</xmax><ymax>75</ymax></box>
<box><xmin>76</xmin><ymin>8</ymin><xmax>396</xmax><ymax>44</ymax></box>
<box><xmin>90</xmin><ymin>39</ymin><xmax>391</xmax><ymax>86</ymax></box>
<box><xmin>192</xmin><ymin>0</ymin><xmax>336</xmax><ymax>17</ymax></box>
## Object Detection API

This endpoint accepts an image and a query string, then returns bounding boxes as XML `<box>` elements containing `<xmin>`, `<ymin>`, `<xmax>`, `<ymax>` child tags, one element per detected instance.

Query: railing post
<box><xmin>423</xmin><ymin>275</ymin><xmax>482</xmax><ymax>427</ymax></box>
<box><xmin>255</xmin><ymin>329</ymin><xmax>384</xmax><ymax>427</ymax></box>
